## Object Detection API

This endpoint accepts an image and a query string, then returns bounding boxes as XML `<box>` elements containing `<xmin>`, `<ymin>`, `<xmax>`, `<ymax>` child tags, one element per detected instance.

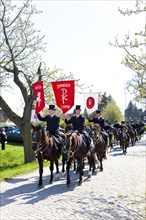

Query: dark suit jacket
<box><xmin>37</xmin><ymin>114</ymin><xmax>60</xmax><ymax>134</ymax></box>
<box><xmin>88</xmin><ymin>117</ymin><xmax>105</xmax><ymax>130</ymax></box>
<box><xmin>65</xmin><ymin>115</ymin><xmax>85</xmax><ymax>133</ymax></box>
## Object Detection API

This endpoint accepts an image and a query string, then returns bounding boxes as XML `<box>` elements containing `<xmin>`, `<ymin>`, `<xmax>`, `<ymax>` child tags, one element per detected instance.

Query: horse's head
<box><xmin>31</xmin><ymin>125</ymin><xmax>49</xmax><ymax>150</ymax></box>
<box><xmin>64</xmin><ymin>131</ymin><xmax>83</xmax><ymax>157</ymax></box>
<box><xmin>90</xmin><ymin>124</ymin><xmax>101</xmax><ymax>141</ymax></box>
<box><xmin>91</xmin><ymin>123</ymin><xmax>101</xmax><ymax>132</ymax></box>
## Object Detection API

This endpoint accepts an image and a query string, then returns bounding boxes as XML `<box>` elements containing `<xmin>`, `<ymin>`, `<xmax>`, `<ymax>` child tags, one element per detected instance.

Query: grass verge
<box><xmin>0</xmin><ymin>143</ymin><xmax>50</xmax><ymax>182</ymax></box>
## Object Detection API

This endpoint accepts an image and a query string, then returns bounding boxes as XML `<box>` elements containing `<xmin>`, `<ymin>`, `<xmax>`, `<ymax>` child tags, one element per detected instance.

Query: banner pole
<box><xmin>63</xmin><ymin>111</ymin><xmax>66</xmax><ymax>134</ymax></box>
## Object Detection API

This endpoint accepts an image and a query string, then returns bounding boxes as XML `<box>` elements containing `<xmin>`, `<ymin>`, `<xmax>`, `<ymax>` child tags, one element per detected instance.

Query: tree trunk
<box><xmin>21</xmin><ymin>123</ymin><xmax>35</xmax><ymax>163</ymax></box>
<box><xmin>0</xmin><ymin>96</ymin><xmax>35</xmax><ymax>163</ymax></box>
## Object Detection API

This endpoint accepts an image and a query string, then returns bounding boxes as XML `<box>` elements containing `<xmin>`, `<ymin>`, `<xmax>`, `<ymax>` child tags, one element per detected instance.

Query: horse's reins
<box><xmin>33</xmin><ymin>129</ymin><xmax>51</xmax><ymax>161</ymax></box>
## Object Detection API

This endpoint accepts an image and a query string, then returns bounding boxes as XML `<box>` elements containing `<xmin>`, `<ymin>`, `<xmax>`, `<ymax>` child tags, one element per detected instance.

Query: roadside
<box><xmin>0</xmin><ymin>134</ymin><xmax>146</xmax><ymax>220</ymax></box>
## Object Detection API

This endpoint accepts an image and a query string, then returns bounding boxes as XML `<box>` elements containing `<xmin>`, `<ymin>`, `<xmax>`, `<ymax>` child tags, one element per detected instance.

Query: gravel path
<box><xmin>0</xmin><ymin>134</ymin><xmax>146</xmax><ymax>220</ymax></box>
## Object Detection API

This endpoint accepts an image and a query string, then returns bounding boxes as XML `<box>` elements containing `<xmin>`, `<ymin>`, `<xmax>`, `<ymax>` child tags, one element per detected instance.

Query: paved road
<box><xmin>1</xmin><ymin>134</ymin><xmax>146</xmax><ymax>220</ymax></box>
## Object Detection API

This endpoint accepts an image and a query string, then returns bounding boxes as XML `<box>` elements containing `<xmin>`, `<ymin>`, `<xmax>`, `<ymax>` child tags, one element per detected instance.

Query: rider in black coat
<box><xmin>63</xmin><ymin>105</ymin><xmax>94</xmax><ymax>155</ymax></box>
<box><xmin>88</xmin><ymin>109</ymin><xmax>108</xmax><ymax>145</ymax></box>
<box><xmin>37</xmin><ymin>104</ymin><xmax>64</xmax><ymax>156</ymax></box>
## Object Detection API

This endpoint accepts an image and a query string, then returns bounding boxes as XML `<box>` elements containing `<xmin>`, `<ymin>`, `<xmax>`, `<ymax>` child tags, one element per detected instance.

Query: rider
<box><xmin>88</xmin><ymin>109</ymin><xmax>108</xmax><ymax>145</ymax></box>
<box><xmin>63</xmin><ymin>105</ymin><xmax>94</xmax><ymax>156</ymax></box>
<box><xmin>37</xmin><ymin>104</ymin><xmax>64</xmax><ymax>157</ymax></box>
<box><xmin>120</xmin><ymin>121</ymin><xmax>130</xmax><ymax>144</ymax></box>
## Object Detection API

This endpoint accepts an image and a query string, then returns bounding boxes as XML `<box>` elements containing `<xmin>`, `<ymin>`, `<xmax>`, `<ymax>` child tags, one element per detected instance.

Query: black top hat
<box><xmin>96</xmin><ymin>109</ymin><xmax>101</xmax><ymax>114</ymax></box>
<box><xmin>48</xmin><ymin>104</ymin><xmax>56</xmax><ymax>110</ymax></box>
<box><xmin>75</xmin><ymin>105</ymin><xmax>81</xmax><ymax>110</ymax></box>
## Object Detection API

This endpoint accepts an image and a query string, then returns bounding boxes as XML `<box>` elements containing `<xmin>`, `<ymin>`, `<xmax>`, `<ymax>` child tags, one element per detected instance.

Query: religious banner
<box><xmin>51</xmin><ymin>80</ymin><xmax>75</xmax><ymax>114</ymax></box>
<box><xmin>32</xmin><ymin>81</ymin><xmax>45</xmax><ymax>114</ymax></box>
<box><xmin>83</xmin><ymin>93</ymin><xmax>98</xmax><ymax>115</ymax></box>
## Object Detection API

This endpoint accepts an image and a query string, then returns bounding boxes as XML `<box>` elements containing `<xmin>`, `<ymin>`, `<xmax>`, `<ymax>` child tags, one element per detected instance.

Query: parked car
<box><xmin>0</xmin><ymin>126</ymin><xmax>16</xmax><ymax>141</ymax></box>
<box><xmin>7</xmin><ymin>128</ymin><xmax>23</xmax><ymax>143</ymax></box>
<box><xmin>0</xmin><ymin>126</ymin><xmax>16</xmax><ymax>134</ymax></box>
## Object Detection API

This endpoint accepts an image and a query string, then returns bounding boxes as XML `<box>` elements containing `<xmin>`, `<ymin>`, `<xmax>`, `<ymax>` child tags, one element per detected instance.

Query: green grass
<box><xmin>0</xmin><ymin>143</ymin><xmax>41</xmax><ymax>182</ymax></box>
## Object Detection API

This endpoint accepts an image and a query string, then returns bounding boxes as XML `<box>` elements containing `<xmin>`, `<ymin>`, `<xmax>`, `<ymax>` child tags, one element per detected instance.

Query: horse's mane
<box><xmin>70</xmin><ymin>132</ymin><xmax>82</xmax><ymax>146</ymax></box>
<box><xmin>40</xmin><ymin>127</ymin><xmax>50</xmax><ymax>146</ymax></box>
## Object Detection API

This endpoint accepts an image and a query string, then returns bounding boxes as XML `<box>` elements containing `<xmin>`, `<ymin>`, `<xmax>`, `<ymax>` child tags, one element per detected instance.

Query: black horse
<box><xmin>119</xmin><ymin>128</ymin><xmax>129</xmax><ymax>155</ymax></box>
<box><xmin>91</xmin><ymin>124</ymin><xmax>108</xmax><ymax>171</ymax></box>
<box><xmin>31</xmin><ymin>125</ymin><xmax>62</xmax><ymax>189</ymax></box>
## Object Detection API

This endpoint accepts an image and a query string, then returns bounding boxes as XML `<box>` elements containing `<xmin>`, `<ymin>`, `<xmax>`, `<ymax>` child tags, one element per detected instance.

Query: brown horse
<box><xmin>127</xmin><ymin>125</ymin><xmax>136</xmax><ymax>146</ymax></box>
<box><xmin>62</xmin><ymin>131</ymin><xmax>93</xmax><ymax>186</ymax></box>
<box><xmin>119</xmin><ymin>128</ymin><xmax>129</xmax><ymax>155</ymax></box>
<box><xmin>91</xmin><ymin>124</ymin><xmax>108</xmax><ymax>171</ymax></box>
<box><xmin>31</xmin><ymin>125</ymin><xmax>61</xmax><ymax>189</ymax></box>
<box><xmin>112</xmin><ymin>127</ymin><xmax>120</xmax><ymax>146</ymax></box>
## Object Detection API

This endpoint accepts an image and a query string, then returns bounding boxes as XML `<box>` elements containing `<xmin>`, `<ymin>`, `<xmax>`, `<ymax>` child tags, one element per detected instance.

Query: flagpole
<box><xmin>62</xmin><ymin>111</ymin><xmax>67</xmax><ymax>134</ymax></box>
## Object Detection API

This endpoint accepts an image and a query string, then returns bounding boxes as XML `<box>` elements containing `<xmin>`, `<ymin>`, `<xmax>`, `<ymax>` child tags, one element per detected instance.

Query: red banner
<box><xmin>51</xmin><ymin>80</ymin><xmax>75</xmax><ymax>114</ymax></box>
<box><xmin>32</xmin><ymin>81</ymin><xmax>45</xmax><ymax>114</ymax></box>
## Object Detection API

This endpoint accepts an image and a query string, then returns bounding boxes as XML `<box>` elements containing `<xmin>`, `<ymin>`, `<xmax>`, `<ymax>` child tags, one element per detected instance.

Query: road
<box><xmin>0</xmin><ymin>134</ymin><xmax>146</xmax><ymax>220</ymax></box>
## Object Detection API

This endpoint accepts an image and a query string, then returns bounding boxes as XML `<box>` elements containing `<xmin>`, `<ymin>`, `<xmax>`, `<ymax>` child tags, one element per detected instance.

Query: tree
<box><xmin>98</xmin><ymin>92</ymin><xmax>113</xmax><ymax>111</ymax></box>
<box><xmin>110</xmin><ymin>0</ymin><xmax>146</xmax><ymax>102</ymax></box>
<box><xmin>102</xmin><ymin>100</ymin><xmax>124</xmax><ymax>124</ymax></box>
<box><xmin>125</xmin><ymin>101</ymin><xmax>142</xmax><ymax>120</ymax></box>
<box><xmin>0</xmin><ymin>0</ymin><xmax>46</xmax><ymax>163</ymax></box>
<box><xmin>0</xmin><ymin>0</ymin><xmax>88</xmax><ymax>163</ymax></box>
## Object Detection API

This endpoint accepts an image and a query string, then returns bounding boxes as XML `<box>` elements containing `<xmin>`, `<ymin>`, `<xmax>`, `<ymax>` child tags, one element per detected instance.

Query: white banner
<box><xmin>31</xmin><ymin>109</ymin><xmax>41</xmax><ymax>123</ymax></box>
<box><xmin>83</xmin><ymin>93</ymin><xmax>98</xmax><ymax>115</ymax></box>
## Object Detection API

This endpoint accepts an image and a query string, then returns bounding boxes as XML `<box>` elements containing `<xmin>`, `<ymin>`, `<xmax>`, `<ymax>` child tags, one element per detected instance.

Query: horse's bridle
<box><xmin>32</xmin><ymin>128</ymin><xmax>50</xmax><ymax>159</ymax></box>
<box><xmin>65</xmin><ymin>132</ymin><xmax>80</xmax><ymax>159</ymax></box>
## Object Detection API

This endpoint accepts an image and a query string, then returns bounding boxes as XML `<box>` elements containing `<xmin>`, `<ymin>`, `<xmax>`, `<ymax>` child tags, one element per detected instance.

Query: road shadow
<box><xmin>0</xmin><ymin>165</ymin><xmax>94</xmax><ymax>207</ymax></box>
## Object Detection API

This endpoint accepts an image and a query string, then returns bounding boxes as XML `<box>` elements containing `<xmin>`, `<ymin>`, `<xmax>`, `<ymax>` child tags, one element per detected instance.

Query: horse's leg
<box><xmin>87</xmin><ymin>156</ymin><xmax>92</xmax><ymax>178</ymax></box>
<box><xmin>55</xmin><ymin>159</ymin><xmax>59</xmax><ymax>180</ymax></box>
<box><xmin>49</xmin><ymin>161</ymin><xmax>54</xmax><ymax>184</ymax></box>
<box><xmin>73</xmin><ymin>158</ymin><xmax>77</xmax><ymax>172</ymax></box>
<box><xmin>38</xmin><ymin>157</ymin><xmax>44</xmax><ymax>189</ymax></box>
<box><xmin>98</xmin><ymin>154</ymin><xmax>103</xmax><ymax>172</ymax></box>
<box><xmin>62</xmin><ymin>156</ymin><xmax>66</xmax><ymax>176</ymax></box>
<box><xmin>76</xmin><ymin>160</ymin><xmax>80</xmax><ymax>173</ymax></box>
<box><xmin>66</xmin><ymin>158</ymin><xmax>72</xmax><ymax>186</ymax></box>
<box><xmin>78</xmin><ymin>158</ymin><xmax>84</xmax><ymax>185</ymax></box>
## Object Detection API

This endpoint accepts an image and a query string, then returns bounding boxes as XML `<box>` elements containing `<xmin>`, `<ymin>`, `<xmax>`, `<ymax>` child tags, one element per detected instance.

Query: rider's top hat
<box><xmin>96</xmin><ymin>109</ymin><xmax>101</xmax><ymax>114</ymax></box>
<box><xmin>48</xmin><ymin>104</ymin><xmax>56</xmax><ymax>110</ymax></box>
<box><xmin>74</xmin><ymin>105</ymin><xmax>81</xmax><ymax>110</ymax></box>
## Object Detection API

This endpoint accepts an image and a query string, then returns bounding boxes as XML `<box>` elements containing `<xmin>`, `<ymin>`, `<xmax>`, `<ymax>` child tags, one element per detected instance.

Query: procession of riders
<box><xmin>31</xmin><ymin>104</ymin><xmax>145</xmax><ymax>187</ymax></box>
<box><xmin>35</xmin><ymin>104</ymin><xmax>145</xmax><ymax>157</ymax></box>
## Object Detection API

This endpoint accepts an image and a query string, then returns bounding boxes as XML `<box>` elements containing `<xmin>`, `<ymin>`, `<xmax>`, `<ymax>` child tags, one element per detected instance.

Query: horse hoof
<box><xmin>67</xmin><ymin>181</ymin><xmax>70</xmax><ymax>186</ymax></box>
<box><xmin>56</xmin><ymin>173</ymin><xmax>59</xmax><ymax>180</ymax></box>
<box><xmin>78</xmin><ymin>181</ymin><xmax>82</xmax><ymax>186</ymax></box>
<box><xmin>62</xmin><ymin>172</ymin><xmax>66</xmax><ymax>177</ymax></box>
<box><xmin>88</xmin><ymin>171</ymin><xmax>92</xmax><ymax>178</ymax></box>
<box><xmin>49</xmin><ymin>180</ymin><xmax>53</xmax><ymax>184</ymax></box>
<box><xmin>37</xmin><ymin>185</ymin><xmax>44</xmax><ymax>190</ymax></box>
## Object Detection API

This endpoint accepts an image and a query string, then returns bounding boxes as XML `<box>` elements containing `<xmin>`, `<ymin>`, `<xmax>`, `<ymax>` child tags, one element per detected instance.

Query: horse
<box><xmin>62</xmin><ymin>131</ymin><xmax>93</xmax><ymax>186</ymax></box>
<box><xmin>31</xmin><ymin>124</ymin><xmax>62</xmax><ymax>189</ymax></box>
<box><xmin>91</xmin><ymin>124</ymin><xmax>108</xmax><ymax>172</ymax></box>
<box><xmin>127</xmin><ymin>125</ymin><xmax>136</xmax><ymax>146</ymax></box>
<box><xmin>107</xmin><ymin>129</ymin><xmax>114</xmax><ymax>152</ymax></box>
<box><xmin>112</xmin><ymin>127</ymin><xmax>120</xmax><ymax>146</ymax></box>
<box><xmin>119</xmin><ymin>128</ymin><xmax>129</xmax><ymax>155</ymax></box>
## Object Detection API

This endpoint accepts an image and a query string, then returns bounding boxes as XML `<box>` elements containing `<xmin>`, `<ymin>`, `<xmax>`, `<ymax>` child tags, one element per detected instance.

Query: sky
<box><xmin>4</xmin><ymin>0</ymin><xmax>145</xmax><ymax>116</ymax></box>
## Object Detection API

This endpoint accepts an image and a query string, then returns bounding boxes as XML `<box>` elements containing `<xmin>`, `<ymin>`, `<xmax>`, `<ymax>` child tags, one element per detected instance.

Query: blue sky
<box><xmin>8</xmin><ymin>0</ymin><xmax>145</xmax><ymax>115</ymax></box>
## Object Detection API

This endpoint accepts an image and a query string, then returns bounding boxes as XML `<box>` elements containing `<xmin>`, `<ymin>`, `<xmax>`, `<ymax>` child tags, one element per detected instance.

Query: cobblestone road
<box><xmin>0</xmin><ymin>134</ymin><xmax>146</xmax><ymax>220</ymax></box>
